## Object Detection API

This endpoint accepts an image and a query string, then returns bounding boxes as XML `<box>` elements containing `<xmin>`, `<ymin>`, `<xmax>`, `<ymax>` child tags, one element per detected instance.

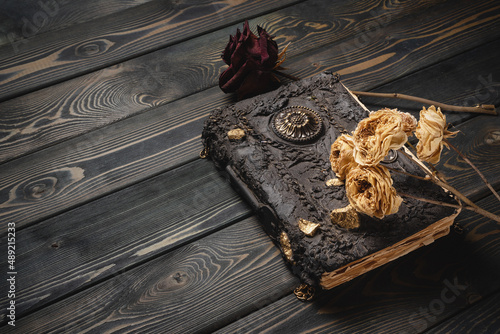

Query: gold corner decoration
<box><xmin>298</xmin><ymin>218</ymin><xmax>320</xmax><ymax>237</ymax></box>
<box><xmin>227</xmin><ymin>128</ymin><xmax>246</xmax><ymax>141</ymax></box>
<box><xmin>279</xmin><ymin>231</ymin><xmax>293</xmax><ymax>262</ymax></box>
<box><xmin>330</xmin><ymin>204</ymin><xmax>360</xmax><ymax>229</ymax></box>
<box><xmin>294</xmin><ymin>283</ymin><xmax>315</xmax><ymax>301</ymax></box>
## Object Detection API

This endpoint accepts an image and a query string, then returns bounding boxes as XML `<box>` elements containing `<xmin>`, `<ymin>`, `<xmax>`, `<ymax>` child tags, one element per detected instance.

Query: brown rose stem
<box><xmin>427</xmin><ymin>172</ymin><xmax>476</xmax><ymax>208</ymax></box>
<box><xmin>385</xmin><ymin>166</ymin><xmax>429</xmax><ymax>181</ymax></box>
<box><xmin>400</xmin><ymin>147</ymin><xmax>476</xmax><ymax>207</ymax></box>
<box><xmin>401</xmin><ymin>143</ymin><xmax>446</xmax><ymax>179</ymax></box>
<box><xmin>444</xmin><ymin>138</ymin><xmax>500</xmax><ymax>203</ymax></box>
<box><xmin>389</xmin><ymin>161</ymin><xmax>476</xmax><ymax>208</ymax></box>
<box><xmin>397</xmin><ymin>192</ymin><xmax>461</xmax><ymax>210</ymax></box>
<box><xmin>400</xmin><ymin>145</ymin><xmax>486</xmax><ymax>209</ymax></box>
<box><xmin>397</xmin><ymin>147</ymin><xmax>500</xmax><ymax>223</ymax></box>
<box><xmin>350</xmin><ymin>91</ymin><xmax>497</xmax><ymax>115</ymax></box>
<box><xmin>399</xmin><ymin>192</ymin><xmax>500</xmax><ymax>223</ymax></box>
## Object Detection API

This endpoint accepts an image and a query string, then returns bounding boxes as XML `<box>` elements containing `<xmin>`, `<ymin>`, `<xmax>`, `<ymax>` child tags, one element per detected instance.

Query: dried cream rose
<box><xmin>353</xmin><ymin>108</ymin><xmax>416</xmax><ymax>166</ymax></box>
<box><xmin>329</xmin><ymin>134</ymin><xmax>358</xmax><ymax>180</ymax></box>
<box><xmin>345</xmin><ymin>165</ymin><xmax>403</xmax><ymax>219</ymax></box>
<box><xmin>415</xmin><ymin>105</ymin><xmax>457</xmax><ymax>164</ymax></box>
<box><xmin>400</xmin><ymin>111</ymin><xmax>418</xmax><ymax>135</ymax></box>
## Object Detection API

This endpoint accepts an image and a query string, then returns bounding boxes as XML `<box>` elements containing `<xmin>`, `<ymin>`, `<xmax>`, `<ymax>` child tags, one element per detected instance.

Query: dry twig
<box><xmin>351</xmin><ymin>90</ymin><xmax>497</xmax><ymax>115</ymax></box>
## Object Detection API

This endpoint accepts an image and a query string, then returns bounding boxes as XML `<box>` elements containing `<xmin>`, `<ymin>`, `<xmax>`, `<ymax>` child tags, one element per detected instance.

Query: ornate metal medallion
<box><xmin>271</xmin><ymin>106</ymin><xmax>323</xmax><ymax>143</ymax></box>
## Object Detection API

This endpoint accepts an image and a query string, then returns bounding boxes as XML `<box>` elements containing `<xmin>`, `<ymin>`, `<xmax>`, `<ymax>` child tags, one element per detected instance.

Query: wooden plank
<box><xmin>284</xmin><ymin>1</ymin><xmax>500</xmax><ymax>91</ymax></box>
<box><xmin>0</xmin><ymin>0</ymin><xmax>452</xmax><ymax>163</ymax></box>
<box><xmin>427</xmin><ymin>293</ymin><xmax>500</xmax><ymax>333</ymax></box>
<box><xmin>0</xmin><ymin>218</ymin><xmax>300</xmax><ymax>333</ymax></box>
<box><xmin>359</xmin><ymin>38</ymin><xmax>500</xmax><ymax>126</ymax></box>
<box><xmin>0</xmin><ymin>58</ymin><xmax>496</xmax><ymax>331</ymax></box>
<box><xmin>0</xmin><ymin>87</ymin><xmax>228</xmax><ymax>232</ymax></box>
<box><xmin>2</xmin><ymin>21</ymin><xmax>500</xmax><ymax>232</ymax></box>
<box><xmin>1</xmin><ymin>70</ymin><xmax>497</xmax><ymax>330</ymax></box>
<box><xmin>0</xmin><ymin>2</ymin><xmax>496</xmax><ymax>333</ymax></box>
<box><xmin>0</xmin><ymin>158</ymin><xmax>251</xmax><ymax>318</ymax></box>
<box><xmin>0</xmin><ymin>0</ymin><xmax>304</xmax><ymax>101</ymax></box>
<box><xmin>216</xmin><ymin>194</ymin><xmax>500</xmax><ymax>333</ymax></box>
<box><xmin>436</xmin><ymin>114</ymin><xmax>500</xmax><ymax>202</ymax></box>
<box><xmin>0</xmin><ymin>0</ymin><xmax>156</xmax><ymax>50</ymax></box>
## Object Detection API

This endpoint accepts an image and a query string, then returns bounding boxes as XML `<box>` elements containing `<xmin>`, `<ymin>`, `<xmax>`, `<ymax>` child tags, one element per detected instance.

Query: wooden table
<box><xmin>1</xmin><ymin>0</ymin><xmax>499</xmax><ymax>332</ymax></box>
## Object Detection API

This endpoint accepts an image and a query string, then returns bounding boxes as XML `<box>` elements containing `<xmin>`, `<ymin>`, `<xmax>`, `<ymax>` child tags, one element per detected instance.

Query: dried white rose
<box><xmin>329</xmin><ymin>134</ymin><xmax>358</xmax><ymax>180</ymax></box>
<box><xmin>415</xmin><ymin>105</ymin><xmax>457</xmax><ymax>164</ymax></box>
<box><xmin>353</xmin><ymin>108</ymin><xmax>416</xmax><ymax>166</ymax></box>
<box><xmin>345</xmin><ymin>165</ymin><xmax>403</xmax><ymax>219</ymax></box>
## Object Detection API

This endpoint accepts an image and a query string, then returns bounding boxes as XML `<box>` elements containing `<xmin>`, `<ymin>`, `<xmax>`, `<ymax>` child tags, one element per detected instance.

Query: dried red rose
<box><xmin>219</xmin><ymin>21</ymin><xmax>281</xmax><ymax>99</ymax></box>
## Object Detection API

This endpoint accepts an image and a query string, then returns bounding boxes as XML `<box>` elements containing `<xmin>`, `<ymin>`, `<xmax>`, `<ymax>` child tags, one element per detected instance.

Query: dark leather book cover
<box><xmin>202</xmin><ymin>72</ymin><xmax>459</xmax><ymax>289</ymax></box>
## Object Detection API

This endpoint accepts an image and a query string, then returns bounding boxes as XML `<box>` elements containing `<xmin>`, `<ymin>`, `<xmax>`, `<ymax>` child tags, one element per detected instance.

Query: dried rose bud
<box><xmin>353</xmin><ymin>108</ymin><xmax>416</xmax><ymax>166</ymax></box>
<box><xmin>329</xmin><ymin>134</ymin><xmax>358</xmax><ymax>180</ymax></box>
<box><xmin>219</xmin><ymin>21</ymin><xmax>280</xmax><ymax>99</ymax></box>
<box><xmin>415</xmin><ymin>105</ymin><xmax>457</xmax><ymax>164</ymax></box>
<box><xmin>345</xmin><ymin>165</ymin><xmax>403</xmax><ymax>219</ymax></box>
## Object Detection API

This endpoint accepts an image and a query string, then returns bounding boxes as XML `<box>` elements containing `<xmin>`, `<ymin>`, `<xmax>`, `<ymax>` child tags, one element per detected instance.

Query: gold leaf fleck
<box><xmin>280</xmin><ymin>231</ymin><xmax>293</xmax><ymax>262</ymax></box>
<box><xmin>227</xmin><ymin>128</ymin><xmax>245</xmax><ymax>140</ymax></box>
<box><xmin>330</xmin><ymin>204</ymin><xmax>360</xmax><ymax>229</ymax></box>
<box><xmin>326</xmin><ymin>178</ymin><xmax>344</xmax><ymax>187</ymax></box>
<box><xmin>298</xmin><ymin>218</ymin><xmax>320</xmax><ymax>237</ymax></box>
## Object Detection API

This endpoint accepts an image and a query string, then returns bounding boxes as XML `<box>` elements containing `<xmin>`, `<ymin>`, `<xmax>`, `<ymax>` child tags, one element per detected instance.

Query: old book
<box><xmin>202</xmin><ymin>72</ymin><xmax>459</xmax><ymax>290</ymax></box>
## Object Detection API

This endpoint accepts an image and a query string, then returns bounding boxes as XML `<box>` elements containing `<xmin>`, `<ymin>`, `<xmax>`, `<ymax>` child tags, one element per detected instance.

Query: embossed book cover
<box><xmin>202</xmin><ymin>72</ymin><xmax>459</xmax><ymax>293</ymax></box>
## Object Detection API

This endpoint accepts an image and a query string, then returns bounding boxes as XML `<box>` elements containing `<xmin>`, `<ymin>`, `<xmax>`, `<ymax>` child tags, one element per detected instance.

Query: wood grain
<box><xmin>0</xmin><ymin>84</ymin><xmax>496</xmax><ymax>330</ymax></box>
<box><xmin>0</xmin><ymin>0</ymin><xmax>498</xmax><ymax>332</ymax></box>
<box><xmin>437</xmin><ymin>115</ymin><xmax>500</xmax><ymax>202</ymax></box>
<box><xmin>0</xmin><ymin>0</ymin><xmax>154</xmax><ymax>50</ymax></box>
<box><xmin>216</xmin><ymin>195</ymin><xmax>500</xmax><ymax>333</ymax></box>
<box><xmin>0</xmin><ymin>37</ymin><xmax>228</xmax><ymax>163</ymax></box>
<box><xmin>284</xmin><ymin>0</ymin><xmax>500</xmax><ymax>91</ymax></box>
<box><xmin>427</xmin><ymin>292</ymin><xmax>500</xmax><ymax>333</ymax></box>
<box><xmin>1</xmin><ymin>23</ymin><xmax>499</xmax><ymax>233</ymax></box>
<box><xmin>0</xmin><ymin>87</ymin><xmax>229</xmax><ymax>231</ymax></box>
<box><xmin>1</xmin><ymin>70</ymin><xmax>497</xmax><ymax>331</ymax></box>
<box><xmin>0</xmin><ymin>0</ymin><xmax>451</xmax><ymax>163</ymax></box>
<box><xmin>359</xmin><ymin>38</ymin><xmax>500</xmax><ymax>126</ymax></box>
<box><xmin>0</xmin><ymin>0</ymin><xmax>303</xmax><ymax>101</ymax></box>
<box><xmin>1</xmin><ymin>104</ymin><xmax>497</xmax><ymax>236</ymax></box>
<box><xmin>0</xmin><ymin>159</ymin><xmax>251</xmax><ymax>318</ymax></box>
<box><xmin>1</xmin><ymin>218</ymin><xmax>299</xmax><ymax>333</ymax></box>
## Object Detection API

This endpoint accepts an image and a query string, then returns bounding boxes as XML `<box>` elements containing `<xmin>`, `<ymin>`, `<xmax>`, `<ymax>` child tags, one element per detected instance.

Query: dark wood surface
<box><xmin>1</xmin><ymin>0</ymin><xmax>499</xmax><ymax>333</ymax></box>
